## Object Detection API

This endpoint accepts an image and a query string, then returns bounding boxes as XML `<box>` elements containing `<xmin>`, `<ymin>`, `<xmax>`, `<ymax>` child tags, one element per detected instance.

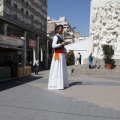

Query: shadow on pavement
<box><xmin>69</xmin><ymin>81</ymin><xmax>93</xmax><ymax>88</ymax></box>
<box><xmin>0</xmin><ymin>76</ymin><xmax>42</xmax><ymax>92</ymax></box>
<box><xmin>69</xmin><ymin>82</ymin><xmax>82</xmax><ymax>87</ymax></box>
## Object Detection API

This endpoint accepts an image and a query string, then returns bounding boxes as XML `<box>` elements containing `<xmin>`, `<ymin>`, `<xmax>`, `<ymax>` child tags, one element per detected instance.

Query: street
<box><xmin>0</xmin><ymin>70</ymin><xmax>120</xmax><ymax>120</ymax></box>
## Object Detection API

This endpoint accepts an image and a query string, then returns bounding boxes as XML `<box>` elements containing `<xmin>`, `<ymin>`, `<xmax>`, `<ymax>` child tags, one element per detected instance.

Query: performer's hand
<box><xmin>69</xmin><ymin>41</ymin><xmax>73</xmax><ymax>44</ymax></box>
<box><xmin>65</xmin><ymin>41</ymin><xmax>73</xmax><ymax>45</ymax></box>
<box><xmin>68</xmin><ymin>51</ymin><xmax>72</xmax><ymax>55</ymax></box>
<box><xmin>61</xmin><ymin>42</ymin><xmax>66</xmax><ymax>46</ymax></box>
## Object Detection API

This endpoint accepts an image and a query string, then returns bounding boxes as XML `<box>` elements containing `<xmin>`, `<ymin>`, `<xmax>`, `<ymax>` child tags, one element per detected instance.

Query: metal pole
<box><xmin>23</xmin><ymin>31</ymin><xmax>27</xmax><ymax>67</ymax></box>
<box><xmin>36</xmin><ymin>36</ymin><xmax>40</xmax><ymax>60</ymax></box>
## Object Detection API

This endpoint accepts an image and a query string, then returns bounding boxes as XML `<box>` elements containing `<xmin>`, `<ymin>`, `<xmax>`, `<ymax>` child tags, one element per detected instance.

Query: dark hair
<box><xmin>55</xmin><ymin>24</ymin><xmax>63</xmax><ymax>32</ymax></box>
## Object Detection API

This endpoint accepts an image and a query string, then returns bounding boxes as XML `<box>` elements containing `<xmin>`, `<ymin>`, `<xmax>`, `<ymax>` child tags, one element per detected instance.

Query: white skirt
<box><xmin>48</xmin><ymin>53</ymin><xmax>69</xmax><ymax>89</ymax></box>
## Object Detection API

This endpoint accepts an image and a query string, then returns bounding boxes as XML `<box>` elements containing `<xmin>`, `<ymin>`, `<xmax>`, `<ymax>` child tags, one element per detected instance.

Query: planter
<box><xmin>102</xmin><ymin>45</ymin><xmax>114</xmax><ymax>69</ymax></box>
<box><xmin>18</xmin><ymin>67</ymin><xmax>24</xmax><ymax>78</ymax></box>
<box><xmin>18</xmin><ymin>66</ymin><xmax>31</xmax><ymax>78</ymax></box>
<box><xmin>105</xmin><ymin>64</ymin><xmax>112</xmax><ymax>69</ymax></box>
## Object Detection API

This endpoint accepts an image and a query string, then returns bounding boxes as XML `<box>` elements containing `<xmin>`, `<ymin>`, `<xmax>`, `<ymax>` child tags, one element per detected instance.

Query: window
<box><xmin>31</xmin><ymin>25</ymin><xmax>33</xmax><ymax>28</ymax></box>
<box><xmin>14</xmin><ymin>14</ymin><xmax>17</xmax><ymax>19</ymax></box>
<box><xmin>14</xmin><ymin>4</ymin><xmax>17</xmax><ymax>8</ymax></box>
<box><xmin>21</xmin><ymin>8</ymin><xmax>23</xmax><ymax>12</ymax></box>
<box><xmin>6</xmin><ymin>0</ymin><xmax>11</xmax><ymax>3</ymax></box>
<box><xmin>21</xmin><ymin>16</ymin><xmax>23</xmax><ymax>23</ymax></box>
<box><xmin>31</xmin><ymin>14</ymin><xmax>33</xmax><ymax>19</ymax></box>
<box><xmin>6</xmin><ymin>7</ymin><xmax>10</xmax><ymax>15</ymax></box>
<box><xmin>26</xmin><ymin>2</ymin><xmax>28</xmax><ymax>6</ymax></box>
<box><xmin>26</xmin><ymin>11</ymin><xmax>28</xmax><ymax>15</ymax></box>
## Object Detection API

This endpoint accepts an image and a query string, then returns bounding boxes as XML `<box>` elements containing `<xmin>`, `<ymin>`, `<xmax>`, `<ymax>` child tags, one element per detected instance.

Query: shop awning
<box><xmin>0</xmin><ymin>35</ymin><xmax>24</xmax><ymax>49</ymax></box>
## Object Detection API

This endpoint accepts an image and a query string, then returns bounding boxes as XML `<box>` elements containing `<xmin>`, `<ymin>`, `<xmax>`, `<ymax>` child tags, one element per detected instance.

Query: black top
<box><xmin>54</xmin><ymin>35</ymin><xmax>64</xmax><ymax>50</ymax></box>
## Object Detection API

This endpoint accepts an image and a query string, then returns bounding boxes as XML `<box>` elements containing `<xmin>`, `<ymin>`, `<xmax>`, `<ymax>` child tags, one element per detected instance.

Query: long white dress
<box><xmin>48</xmin><ymin>34</ymin><xmax>69</xmax><ymax>90</ymax></box>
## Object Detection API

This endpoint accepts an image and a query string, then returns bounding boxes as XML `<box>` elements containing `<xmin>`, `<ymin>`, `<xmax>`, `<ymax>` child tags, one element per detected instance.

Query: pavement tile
<box><xmin>76</xmin><ymin>115</ymin><xmax>84</xmax><ymax>120</ymax></box>
<box><xmin>99</xmin><ymin>117</ymin><xmax>108</xmax><ymax>120</ymax></box>
<box><xmin>114</xmin><ymin>110</ymin><xmax>120</xmax><ymax>119</ymax></box>
<box><xmin>67</xmin><ymin>114</ymin><xmax>78</xmax><ymax>120</ymax></box>
<box><xmin>92</xmin><ymin>105</ymin><xmax>100</xmax><ymax>117</ymax></box>
<box><xmin>100</xmin><ymin>107</ymin><xmax>107</xmax><ymax>118</ymax></box>
<box><xmin>107</xmin><ymin>108</ymin><xmax>115</xmax><ymax>118</ymax></box>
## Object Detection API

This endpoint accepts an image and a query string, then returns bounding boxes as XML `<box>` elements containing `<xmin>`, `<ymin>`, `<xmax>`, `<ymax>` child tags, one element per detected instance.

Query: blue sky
<box><xmin>48</xmin><ymin>0</ymin><xmax>91</xmax><ymax>36</ymax></box>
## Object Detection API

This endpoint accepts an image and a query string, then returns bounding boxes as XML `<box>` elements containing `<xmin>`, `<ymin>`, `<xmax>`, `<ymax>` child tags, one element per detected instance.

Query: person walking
<box><xmin>48</xmin><ymin>25</ymin><xmax>69</xmax><ymax>90</ymax></box>
<box><xmin>33</xmin><ymin>59</ymin><xmax>39</xmax><ymax>75</ymax></box>
<box><xmin>79</xmin><ymin>53</ymin><xmax>81</xmax><ymax>64</ymax></box>
<box><xmin>75</xmin><ymin>52</ymin><xmax>81</xmax><ymax>65</ymax></box>
<box><xmin>88</xmin><ymin>53</ymin><xmax>93</xmax><ymax>69</ymax></box>
<box><xmin>94</xmin><ymin>57</ymin><xmax>100</xmax><ymax>69</ymax></box>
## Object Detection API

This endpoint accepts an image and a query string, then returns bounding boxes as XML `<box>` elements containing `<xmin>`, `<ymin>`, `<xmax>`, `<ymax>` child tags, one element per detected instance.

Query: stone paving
<box><xmin>0</xmin><ymin>70</ymin><xmax>120</xmax><ymax>120</ymax></box>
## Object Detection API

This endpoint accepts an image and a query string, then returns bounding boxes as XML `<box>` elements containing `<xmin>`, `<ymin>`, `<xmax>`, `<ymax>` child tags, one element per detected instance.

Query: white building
<box><xmin>90</xmin><ymin>0</ymin><xmax>120</xmax><ymax>59</ymax></box>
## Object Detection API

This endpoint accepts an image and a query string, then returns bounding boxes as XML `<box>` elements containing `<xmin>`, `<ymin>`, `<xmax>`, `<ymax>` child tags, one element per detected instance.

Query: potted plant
<box><xmin>102</xmin><ymin>44</ymin><xmax>114</xmax><ymax>69</ymax></box>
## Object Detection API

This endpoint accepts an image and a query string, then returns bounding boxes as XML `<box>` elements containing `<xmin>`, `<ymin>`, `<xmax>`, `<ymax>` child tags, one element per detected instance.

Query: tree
<box><xmin>66</xmin><ymin>51</ymin><xmax>74</xmax><ymax>66</ymax></box>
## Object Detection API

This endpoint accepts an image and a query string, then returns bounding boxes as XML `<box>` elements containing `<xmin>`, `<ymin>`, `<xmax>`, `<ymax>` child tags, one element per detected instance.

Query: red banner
<box><xmin>29</xmin><ymin>39</ymin><xmax>36</xmax><ymax>47</ymax></box>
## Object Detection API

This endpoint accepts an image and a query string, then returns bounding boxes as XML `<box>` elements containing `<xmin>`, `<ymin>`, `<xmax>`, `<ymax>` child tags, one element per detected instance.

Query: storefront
<box><xmin>0</xmin><ymin>35</ymin><xmax>23</xmax><ymax>81</ymax></box>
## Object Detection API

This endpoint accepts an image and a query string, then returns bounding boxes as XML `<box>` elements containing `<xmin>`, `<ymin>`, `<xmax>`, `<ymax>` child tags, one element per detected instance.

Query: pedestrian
<box><xmin>88</xmin><ymin>53</ymin><xmax>93</xmax><ymax>69</ymax></box>
<box><xmin>48</xmin><ymin>24</ymin><xmax>69</xmax><ymax>90</ymax></box>
<box><xmin>35</xmin><ymin>60</ymin><xmax>39</xmax><ymax>74</ymax></box>
<box><xmin>8</xmin><ymin>56</ymin><xmax>14</xmax><ymax>77</ymax></box>
<box><xmin>79</xmin><ymin>53</ymin><xmax>81</xmax><ymax>64</ymax></box>
<box><xmin>33</xmin><ymin>59</ymin><xmax>39</xmax><ymax>75</ymax></box>
<box><xmin>94</xmin><ymin>57</ymin><xmax>100</xmax><ymax>69</ymax></box>
<box><xmin>75</xmin><ymin>52</ymin><xmax>81</xmax><ymax>65</ymax></box>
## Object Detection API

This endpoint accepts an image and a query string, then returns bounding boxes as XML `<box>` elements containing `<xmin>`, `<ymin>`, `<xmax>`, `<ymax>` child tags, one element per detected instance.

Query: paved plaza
<box><xmin>0</xmin><ymin>70</ymin><xmax>120</xmax><ymax>120</ymax></box>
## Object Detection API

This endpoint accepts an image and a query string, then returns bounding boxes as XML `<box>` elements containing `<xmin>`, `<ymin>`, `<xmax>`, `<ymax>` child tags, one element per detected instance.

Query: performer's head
<box><xmin>55</xmin><ymin>25</ymin><xmax>64</xmax><ymax>34</ymax></box>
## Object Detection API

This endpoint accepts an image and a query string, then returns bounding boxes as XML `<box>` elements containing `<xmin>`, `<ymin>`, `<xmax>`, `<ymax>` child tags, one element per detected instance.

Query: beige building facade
<box><xmin>47</xmin><ymin>16</ymin><xmax>75</xmax><ymax>42</ymax></box>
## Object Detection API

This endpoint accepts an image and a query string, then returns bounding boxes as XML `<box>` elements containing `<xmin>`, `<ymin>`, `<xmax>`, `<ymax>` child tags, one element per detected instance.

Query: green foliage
<box><xmin>102</xmin><ymin>44</ymin><xmax>114</xmax><ymax>64</ymax></box>
<box><xmin>66</xmin><ymin>51</ymin><xmax>74</xmax><ymax>66</ymax></box>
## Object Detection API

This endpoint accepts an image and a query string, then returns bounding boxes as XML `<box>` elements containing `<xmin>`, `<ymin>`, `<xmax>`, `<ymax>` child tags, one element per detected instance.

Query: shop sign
<box><xmin>29</xmin><ymin>39</ymin><xmax>36</xmax><ymax>47</ymax></box>
<box><xmin>0</xmin><ymin>35</ymin><xmax>23</xmax><ymax>46</ymax></box>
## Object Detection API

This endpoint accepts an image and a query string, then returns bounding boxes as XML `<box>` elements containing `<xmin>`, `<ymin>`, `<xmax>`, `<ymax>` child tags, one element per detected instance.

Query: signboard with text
<box><xmin>0</xmin><ymin>35</ymin><xmax>23</xmax><ymax>46</ymax></box>
<box><xmin>29</xmin><ymin>39</ymin><xmax>36</xmax><ymax>47</ymax></box>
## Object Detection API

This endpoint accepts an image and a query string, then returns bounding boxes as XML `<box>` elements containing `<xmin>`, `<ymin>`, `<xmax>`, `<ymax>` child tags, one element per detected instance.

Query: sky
<box><xmin>48</xmin><ymin>0</ymin><xmax>91</xmax><ymax>36</ymax></box>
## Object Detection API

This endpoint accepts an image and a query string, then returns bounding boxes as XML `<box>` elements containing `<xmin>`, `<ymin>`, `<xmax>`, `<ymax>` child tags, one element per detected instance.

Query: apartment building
<box><xmin>0</xmin><ymin>0</ymin><xmax>48</xmax><ymax>80</ymax></box>
<box><xmin>0</xmin><ymin>0</ymin><xmax>47</xmax><ymax>34</ymax></box>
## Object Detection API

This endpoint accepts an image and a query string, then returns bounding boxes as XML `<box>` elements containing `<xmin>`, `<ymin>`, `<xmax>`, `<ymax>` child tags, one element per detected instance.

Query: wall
<box><xmin>90</xmin><ymin>0</ymin><xmax>120</xmax><ymax>59</ymax></box>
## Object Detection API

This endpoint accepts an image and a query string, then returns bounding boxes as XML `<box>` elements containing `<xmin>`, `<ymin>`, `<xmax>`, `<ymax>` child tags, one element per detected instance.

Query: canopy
<box><xmin>65</xmin><ymin>39</ymin><xmax>90</xmax><ymax>64</ymax></box>
<box><xmin>65</xmin><ymin>39</ymin><xmax>89</xmax><ymax>51</ymax></box>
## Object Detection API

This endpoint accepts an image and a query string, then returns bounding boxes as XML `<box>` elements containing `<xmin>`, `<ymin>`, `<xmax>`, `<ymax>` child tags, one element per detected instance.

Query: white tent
<box><xmin>65</xmin><ymin>39</ymin><xmax>90</xmax><ymax>64</ymax></box>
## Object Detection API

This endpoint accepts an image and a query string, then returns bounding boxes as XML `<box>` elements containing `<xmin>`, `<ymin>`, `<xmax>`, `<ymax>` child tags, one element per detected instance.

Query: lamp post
<box><xmin>21</xmin><ymin>35</ymin><xmax>26</xmax><ymax>67</ymax></box>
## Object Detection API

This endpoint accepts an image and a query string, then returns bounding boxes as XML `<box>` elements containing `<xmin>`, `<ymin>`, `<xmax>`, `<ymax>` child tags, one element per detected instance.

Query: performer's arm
<box><xmin>65</xmin><ymin>41</ymin><xmax>72</xmax><ymax>45</ymax></box>
<box><xmin>52</xmin><ymin>36</ymin><xmax>61</xmax><ymax>48</ymax></box>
